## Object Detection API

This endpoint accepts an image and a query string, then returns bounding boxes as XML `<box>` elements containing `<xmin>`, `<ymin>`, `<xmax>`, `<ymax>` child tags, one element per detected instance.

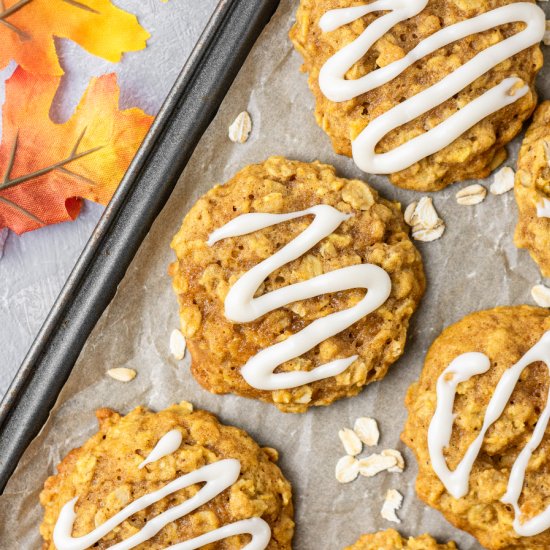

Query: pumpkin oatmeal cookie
<box><xmin>515</xmin><ymin>101</ymin><xmax>550</xmax><ymax>277</ymax></box>
<box><xmin>403</xmin><ymin>306</ymin><xmax>550</xmax><ymax>549</ymax></box>
<box><xmin>290</xmin><ymin>0</ymin><xmax>543</xmax><ymax>191</ymax></box>
<box><xmin>39</xmin><ymin>402</ymin><xmax>294</xmax><ymax>549</ymax></box>
<box><xmin>344</xmin><ymin>529</ymin><xmax>457</xmax><ymax>550</ymax></box>
<box><xmin>169</xmin><ymin>157</ymin><xmax>425</xmax><ymax>412</ymax></box>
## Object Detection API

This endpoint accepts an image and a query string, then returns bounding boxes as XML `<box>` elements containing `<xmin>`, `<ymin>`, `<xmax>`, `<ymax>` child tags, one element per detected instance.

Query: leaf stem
<box><xmin>0</xmin><ymin>130</ymin><xmax>103</xmax><ymax>192</ymax></box>
<box><xmin>61</xmin><ymin>0</ymin><xmax>99</xmax><ymax>15</ymax></box>
<box><xmin>0</xmin><ymin>0</ymin><xmax>101</xmax><ymax>40</ymax></box>
<box><xmin>0</xmin><ymin>0</ymin><xmax>33</xmax><ymax>39</ymax></box>
<box><xmin>0</xmin><ymin>128</ymin><xmax>103</xmax><ymax>226</ymax></box>
<box><xmin>3</xmin><ymin>131</ymin><xmax>18</xmax><ymax>185</ymax></box>
<box><xmin>0</xmin><ymin>0</ymin><xmax>32</xmax><ymax>20</ymax></box>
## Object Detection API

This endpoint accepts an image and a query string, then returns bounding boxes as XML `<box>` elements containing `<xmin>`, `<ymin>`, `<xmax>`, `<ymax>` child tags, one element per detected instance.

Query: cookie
<box><xmin>169</xmin><ymin>157</ymin><xmax>425</xmax><ymax>412</ymax></box>
<box><xmin>403</xmin><ymin>306</ymin><xmax>550</xmax><ymax>549</ymax></box>
<box><xmin>290</xmin><ymin>0</ymin><xmax>544</xmax><ymax>191</ymax></box>
<box><xmin>514</xmin><ymin>101</ymin><xmax>550</xmax><ymax>277</ymax></box>
<box><xmin>40</xmin><ymin>403</ymin><xmax>294</xmax><ymax>549</ymax></box>
<box><xmin>344</xmin><ymin>529</ymin><xmax>456</xmax><ymax>550</ymax></box>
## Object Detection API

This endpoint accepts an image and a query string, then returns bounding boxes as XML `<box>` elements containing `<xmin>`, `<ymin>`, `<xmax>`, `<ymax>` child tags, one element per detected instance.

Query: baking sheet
<box><xmin>2</xmin><ymin>0</ymin><xmax>549</xmax><ymax>547</ymax></box>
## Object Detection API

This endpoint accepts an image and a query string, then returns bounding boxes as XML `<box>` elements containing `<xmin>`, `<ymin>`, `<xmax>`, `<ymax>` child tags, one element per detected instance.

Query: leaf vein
<box><xmin>0</xmin><ymin>195</ymin><xmax>44</xmax><ymax>225</ymax></box>
<box><xmin>0</xmin><ymin>128</ymin><xmax>102</xmax><ymax>224</ymax></box>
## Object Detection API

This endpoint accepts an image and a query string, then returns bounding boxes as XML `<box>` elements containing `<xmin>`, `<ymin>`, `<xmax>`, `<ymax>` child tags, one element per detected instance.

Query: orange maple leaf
<box><xmin>0</xmin><ymin>66</ymin><xmax>153</xmax><ymax>234</ymax></box>
<box><xmin>0</xmin><ymin>0</ymin><xmax>149</xmax><ymax>75</ymax></box>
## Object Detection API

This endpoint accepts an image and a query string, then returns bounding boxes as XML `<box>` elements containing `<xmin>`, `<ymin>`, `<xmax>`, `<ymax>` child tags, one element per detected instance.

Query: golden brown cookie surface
<box><xmin>290</xmin><ymin>0</ymin><xmax>543</xmax><ymax>191</ymax></box>
<box><xmin>169</xmin><ymin>157</ymin><xmax>425</xmax><ymax>412</ymax></box>
<box><xmin>40</xmin><ymin>403</ymin><xmax>294</xmax><ymax>549</ymax></box>
<box><xmin>514</xmin><ymin>101</ymin><xmax>550</xmax><ymax>277</ymax></box>
<box><xmin>344</xmin><ymin>529</ymin><xmax>456</xmax><ymax>550</ymax></box>
<box><xmin>403</xmin><ymin>306</ymin><xmax>550</xmax><ymax>550</ymax></box>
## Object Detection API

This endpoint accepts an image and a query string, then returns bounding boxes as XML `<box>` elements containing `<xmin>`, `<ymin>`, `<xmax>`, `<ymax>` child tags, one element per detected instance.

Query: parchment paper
<box><xmin>2</xmin><ymin>1</ymin><xmax>550</xmax><ymax>548</ymax></box>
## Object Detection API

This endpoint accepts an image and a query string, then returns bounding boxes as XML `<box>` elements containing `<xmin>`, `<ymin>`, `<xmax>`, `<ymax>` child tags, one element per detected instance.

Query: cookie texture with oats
<box><xmin>290</xmin><ymin>0</ymin><xmax>543</xmax><ymax>192</ymax></box>
<box><xmin>344</xmin><ymin>529</ymin><xmax>456</xmax><ymax>550</ymax></box>
<box><xmin>403</xmin><ymin>306</ymin><xmax>550</xmax><ymax>550</ymax></box>
<box><xmin>515</xmin><ymin>101</ymin><xmax>550</xmax><ymax>277</ymax></box>
<box><xmin>169</xmin><ymin>157</ymin><xmax>425</xmax><ymax>412</ymax></box>
<box><xmin>40</xmin><ymin>403</ymin><xmax>294</xmax><ymax>549</ymax></box>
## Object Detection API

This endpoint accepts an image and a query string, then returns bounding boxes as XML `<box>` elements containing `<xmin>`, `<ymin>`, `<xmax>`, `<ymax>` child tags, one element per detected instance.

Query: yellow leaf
<box><xmin>0</xmin><ymin>0</ymin><xmax>150</xmax><ymax>75</ymax></box>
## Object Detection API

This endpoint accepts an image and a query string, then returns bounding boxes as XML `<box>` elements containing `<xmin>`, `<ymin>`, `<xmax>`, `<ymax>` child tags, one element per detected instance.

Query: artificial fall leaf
<box><xmin>0</xmin><ymin>66</ymin><xmax>153</xmax><ymax>234</ymax></box>
<box><xmin>0</xmin><ymin>0</ymin><xmax>149</xmax><ymax>75</ymax></box>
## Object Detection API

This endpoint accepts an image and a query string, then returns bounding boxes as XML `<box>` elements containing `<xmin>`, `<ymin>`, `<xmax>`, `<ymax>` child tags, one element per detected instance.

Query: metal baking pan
<box><xmin>0</xmin><ymin>0</ymin><xmax>281</xmax><ymax>493</ymax></box>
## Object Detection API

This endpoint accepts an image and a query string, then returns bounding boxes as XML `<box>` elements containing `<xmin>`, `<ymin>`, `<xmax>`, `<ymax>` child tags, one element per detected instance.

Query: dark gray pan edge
<box><xmin>0</xmin><ymin>0</ymin><xmax>281</xmax><ymax>494</ymax></box>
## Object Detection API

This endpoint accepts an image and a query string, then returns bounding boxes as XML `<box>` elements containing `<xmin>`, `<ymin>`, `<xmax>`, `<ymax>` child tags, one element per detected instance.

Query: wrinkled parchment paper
<box><xmin>2</xmin><ymin>1</ymin><xmax>550</xmax><ymax>548</ymax></box>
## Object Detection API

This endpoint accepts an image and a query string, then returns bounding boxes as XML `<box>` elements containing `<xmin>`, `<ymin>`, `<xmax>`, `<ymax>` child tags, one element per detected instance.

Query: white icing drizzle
<box><xmin>318</xmin><ymin>1</ymin><xmax>545</xmax><ymax>174</ymax></box>
<box><xmin>537</xmin><ymin>197</ymin><xmax>550</xmax><ymax>218</ymax></box>
<box><xmin>208</xmin><ymin>205</ymin><xmax>392</xmax><ymax>391</ymax></box>
<box><xmin>53</xmin><ymin>458</ymin><xmax>271</xmax><ymax>550</ymax></box>
<box><xmin>138</xmin><ymin>429</ymin><xmax>183</xmax><ymax>469</ymax></box>
<box><xmin>428</xmin><ymin>331</ymin><xmax>550</xmax><ymax>537</ymax></box>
